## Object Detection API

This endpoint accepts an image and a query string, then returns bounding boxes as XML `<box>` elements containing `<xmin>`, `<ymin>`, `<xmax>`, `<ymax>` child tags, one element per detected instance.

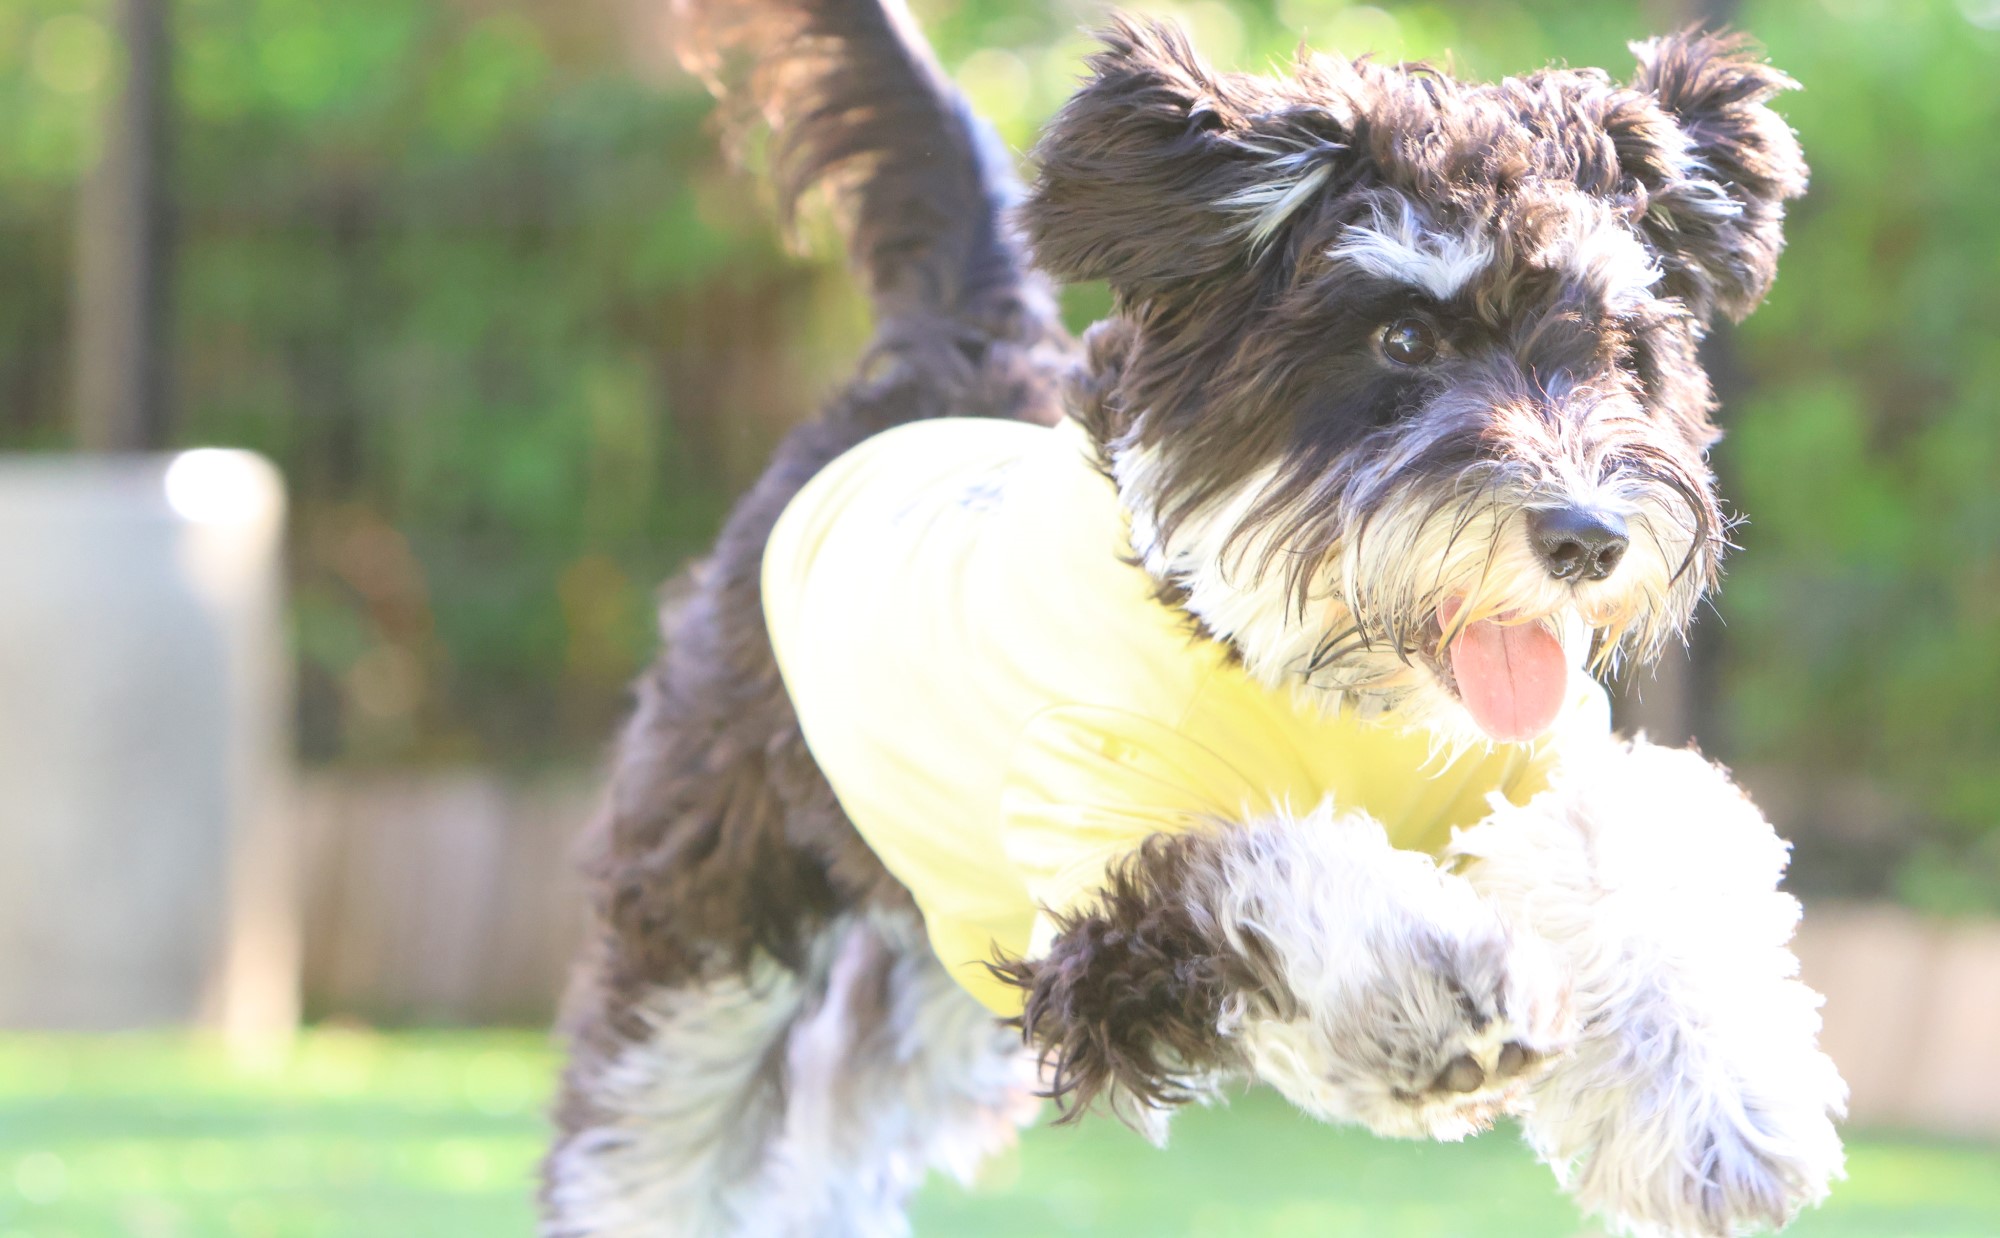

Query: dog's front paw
<box><xmin>1454</xmin><ymin>739</ymin><xmax>1848</xmax><ymax>1235</ymax></box>
<box><xmin>1212</xmin><ymin>807</ymin><xmax>1575</xmax><ymax>1140</ymax></box>
<box><xmin>1525</xmin><ymin>989</ymin><xmax>1847</xmax><ymax>1238</ymax></box>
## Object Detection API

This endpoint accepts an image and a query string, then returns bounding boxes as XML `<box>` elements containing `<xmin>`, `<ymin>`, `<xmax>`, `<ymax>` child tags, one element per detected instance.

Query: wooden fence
<box><xmin>299</xmin><ymin>772</ymin><xmax>594</xmax><ymax>1026</ymax></box>
<box><xmin>297</xmin><ymin>772</ymin><xmax>2000</xmax><ymax>1136</ymax></box>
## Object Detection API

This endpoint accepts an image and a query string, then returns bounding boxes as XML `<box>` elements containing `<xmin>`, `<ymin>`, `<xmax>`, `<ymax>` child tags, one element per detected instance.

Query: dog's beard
<box><xmin>1116</xmin><ymin>440</ymin><xmax>1713</xmax><ymax>746</ymax></box>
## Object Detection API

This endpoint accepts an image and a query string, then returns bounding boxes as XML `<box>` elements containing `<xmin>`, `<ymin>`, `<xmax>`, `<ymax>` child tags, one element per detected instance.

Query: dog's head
<box><xmin>1025</xmin><ymin>19</ymin><xmax>1806</xmax><ymax>744</ymax></box>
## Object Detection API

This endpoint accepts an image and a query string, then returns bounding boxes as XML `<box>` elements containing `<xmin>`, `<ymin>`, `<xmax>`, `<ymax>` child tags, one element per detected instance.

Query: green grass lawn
<box><xmin>1</xmin><ymin>1031</ymin><xmax>1995</xmax><ymax>1237</ymax></box>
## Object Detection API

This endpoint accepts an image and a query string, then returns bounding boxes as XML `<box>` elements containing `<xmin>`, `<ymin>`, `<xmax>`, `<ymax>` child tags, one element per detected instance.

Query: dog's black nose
<box><xmin>1527</xmin><ymin>505</ymin><xmax>1629</xmax><ymax>581</ymax></box>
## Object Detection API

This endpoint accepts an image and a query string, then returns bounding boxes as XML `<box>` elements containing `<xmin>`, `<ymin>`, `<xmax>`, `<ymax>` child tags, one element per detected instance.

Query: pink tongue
<box><xmin>1441</xmin><ymin>603</ymin><xmax>1569</xmax><ymax>742</ymax></box>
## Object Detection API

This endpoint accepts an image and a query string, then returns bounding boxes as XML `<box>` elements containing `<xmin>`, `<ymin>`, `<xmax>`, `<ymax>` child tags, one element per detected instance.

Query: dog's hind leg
<box><xmin>545</xmin><ymin>911</ymin><xmax>1033</xmax><ymax>1237</ymax></box>
<box><xmin>543</xmin><ymin>1</ymin><xmax>1063</xmax><ymax>1228</ymax></box>
<box><xmin>543</xmin><ymin>941</ymin><xmax>827</xmax><ymax>1237</ymax></box>
<box><xmin>747</xmin><ymin>909</ymin><xmax>1039</xmax><ymax>1236</ymax></box>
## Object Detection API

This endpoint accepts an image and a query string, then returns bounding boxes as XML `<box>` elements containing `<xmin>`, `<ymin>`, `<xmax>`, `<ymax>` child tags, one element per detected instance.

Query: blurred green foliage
<box><xmin>0</xmin><ymin>0</ymin><xmax>1995</xmax><ymax>901</ymax></box>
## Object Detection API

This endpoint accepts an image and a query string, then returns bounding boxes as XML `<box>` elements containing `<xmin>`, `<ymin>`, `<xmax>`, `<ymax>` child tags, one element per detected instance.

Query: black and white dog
<box><xmin>543</xmin><ymin>2</ymin><xmax>1846</xmax><ymax>1235</ymax></box>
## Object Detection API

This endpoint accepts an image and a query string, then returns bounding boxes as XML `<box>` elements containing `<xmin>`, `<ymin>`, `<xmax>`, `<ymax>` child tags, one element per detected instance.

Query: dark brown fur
<box><xmin>546</xmin><ymin>0</ymin><xmax>1066</xmax><ymax>1187</ymax></box>
<box><xmin>1024</xmin><ymin>20</ymin><xmax>1804</xmax><ymax>653</ymax></box>
<box><xmin>989</xmin><ymin>829</ymin><xmax>1278</xmax><ymax>1119</ymax></box>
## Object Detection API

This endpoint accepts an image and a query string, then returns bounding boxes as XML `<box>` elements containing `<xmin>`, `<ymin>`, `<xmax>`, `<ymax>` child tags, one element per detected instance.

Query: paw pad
<box><xmin>1429</xmin><ymin>1041</ymin><xmax>1538</xmax><ymax>1098</ymax></box>
<box><xmin>1437</xmin><ymin>1054</ymin><xmax>1484</xmax><ymax>1093</ymax></box>
<box><xmin>1496</xmin><ymin>1041</ymin><xmax>1534</xmax><ymax>1078</ymax></box>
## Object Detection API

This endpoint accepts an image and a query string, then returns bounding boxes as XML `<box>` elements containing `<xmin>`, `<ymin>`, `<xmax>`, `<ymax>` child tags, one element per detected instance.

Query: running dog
<box><xmin>543</xmin><ymin>3</ymin><xmax>1846</xmax><ymax>1235</ymax></box>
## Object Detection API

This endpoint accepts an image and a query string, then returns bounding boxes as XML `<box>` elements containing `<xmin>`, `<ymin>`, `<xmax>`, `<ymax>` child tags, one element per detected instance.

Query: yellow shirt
<box><xmin>763</xmin><ymin>418</ymin><xmax>1606</xmax><ymax>1014</ymax></box>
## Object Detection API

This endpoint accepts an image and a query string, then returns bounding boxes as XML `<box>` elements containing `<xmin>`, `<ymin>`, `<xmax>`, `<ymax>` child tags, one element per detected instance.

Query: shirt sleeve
<box><xmin>998</xmin><ymin>704</ymin><xmax>1264</xmax><ymax>959</ymax></box>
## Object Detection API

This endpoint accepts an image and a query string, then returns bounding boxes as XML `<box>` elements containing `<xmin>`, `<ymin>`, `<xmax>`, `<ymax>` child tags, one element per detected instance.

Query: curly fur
<box><xmin>1020</xmin><ymin>18</ymin><xmax>1810</xmax><ymax>724</ymax></box>
<box><xmin>545</xmin><ymin>0</ymin><xmax>1064</xmax><ymax>1230</ymax></box>
<box><xmin>991</xmin><ymin>830</ymin><xmax>1265</xmax><ymax>1130</ymax></box>
<box><xmin>994</xmin><ymin>806</ymin><xmax>1579</xmax><ymax>1145</ymax></box>
<box><xmin>1451</xmin><ymin>742</ymin><xmax>1847</xmax><ymax>1237</ymax></box>
<box><xmin>545</xmin><ymin>6</ymin><xmax>1840</xmax><ymax>1237</ymax></box>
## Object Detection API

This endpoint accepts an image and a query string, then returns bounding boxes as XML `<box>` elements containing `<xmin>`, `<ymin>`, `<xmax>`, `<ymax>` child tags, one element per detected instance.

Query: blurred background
<box><xmin>1</xmin><ymin>0</ymin><xmax>1997</xmax><ymax>1234</ymax></box>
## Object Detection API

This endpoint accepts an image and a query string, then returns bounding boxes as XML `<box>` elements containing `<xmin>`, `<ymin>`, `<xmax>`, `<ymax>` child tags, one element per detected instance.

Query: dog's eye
<box><xmin>1380</xmin><ymin>318</ymin><xmax>1438</xmax><ymax>366</ymax></box>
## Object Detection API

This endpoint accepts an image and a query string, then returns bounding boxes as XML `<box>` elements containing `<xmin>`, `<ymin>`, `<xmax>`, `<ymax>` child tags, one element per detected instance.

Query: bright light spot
<box><xmin>1279</xmin><ymin>1</ymin><xmax>1406</xmax><ymax>58</ymax></box>
<box><xmin>955</xmin><ymin>48</ymin><xmax>1032</xmax><ymax>128</ymax></box>
<box><xmin>463</xmin><ymin>1048</ymin><xmax>540</xmax><ymax>1116</ymax></box>
<box><xmin>1323</xmin><ymin>6</ymin><xmax>1404</xmax><ymax>60</ymax></box>
<box><xmin>1176</xmin><ymin>2</ymin><xmax>1246</xmax><ymax>68</ymax></box>
<box><xmin>1276</xmin><ymin>0</ymin><xmax>1345</xmax><ymax>37</ymax></box>
<box><xmin>1037</xmin><ymin>32</ymin><xmax>1100</xmax><ymax>110</ymax></box>
<box><xmin>31</xmin><ymin>15</ymin><xmax>108</xmax><ymax>96</ymax></box>
<box><xmin>1959</xmin><ymin>0</ymin><xmax>2000</xmax><ymax>28</ymax></box>
<box><xmin>163</xmin><ymin>450</ymin><xmax>280</xmax><ymax>527</ymax></box>
<box><xmin>13</xmin><ymin>1151</ymin><xmax>67</xmax><ymax>1204</ymax></box>
<box><xmin>436</xmin><ymin>1139</ymin><xmax>498</xmax><ymax>1191</ymax></box>
<box><xmin>177</xmin><ymin>1139</ymin><xmax>234</xmax><ymax>1193</ymax></box>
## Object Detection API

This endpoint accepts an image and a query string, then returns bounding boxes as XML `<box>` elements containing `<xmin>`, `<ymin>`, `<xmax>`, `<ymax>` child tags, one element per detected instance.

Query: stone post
<box><xmin>0</xmin><ymin>451</ymin><xmax>295</xmax><ymax>1043</ymax></box>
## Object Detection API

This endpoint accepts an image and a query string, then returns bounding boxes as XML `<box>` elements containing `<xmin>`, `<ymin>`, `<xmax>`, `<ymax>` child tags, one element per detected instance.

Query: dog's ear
<box><xmin>1023</xmin><ymin>16</ymin><xmax>1347</xmax><ymax>301</ymax></box>
<box><xmin>1618</xmin><ymin>30</ymin><xmax>1807</xmax><ymax>322</ymax></box>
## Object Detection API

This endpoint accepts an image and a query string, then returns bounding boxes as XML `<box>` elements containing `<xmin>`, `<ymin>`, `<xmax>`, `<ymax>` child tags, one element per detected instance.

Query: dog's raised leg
<box><xmin>997</xmin><ymin>805</ymin><xmax>1575</xmax><ymax>1143</ymax></box>
<box><xmin>1450</xmin><ymin>740</ymin><xmax>1848</xmax><ymax>1238</ymax></box>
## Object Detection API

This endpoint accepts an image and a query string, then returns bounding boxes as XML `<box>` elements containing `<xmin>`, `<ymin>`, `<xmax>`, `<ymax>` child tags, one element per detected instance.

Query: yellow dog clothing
<box><xmin>763</xmin><ymin>417</ymin><xmax>1607</xmax><ymax>1014</ymax></box>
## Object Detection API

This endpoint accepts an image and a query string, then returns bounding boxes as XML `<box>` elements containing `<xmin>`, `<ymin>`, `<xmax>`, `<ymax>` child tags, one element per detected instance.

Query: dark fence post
<box><xmin>71</xmin><ymin>0</ymin><xmax>174</xmax><ymax>452</ymax></box>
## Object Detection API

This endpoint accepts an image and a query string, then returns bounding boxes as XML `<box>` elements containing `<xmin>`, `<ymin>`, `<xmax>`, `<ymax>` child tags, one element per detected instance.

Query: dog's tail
<box><xmin>674</xmin><ymin>0</ymin><xmax>1058</xmax><ymax>362</ymax></box>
